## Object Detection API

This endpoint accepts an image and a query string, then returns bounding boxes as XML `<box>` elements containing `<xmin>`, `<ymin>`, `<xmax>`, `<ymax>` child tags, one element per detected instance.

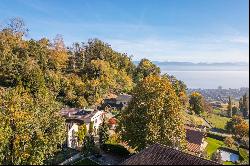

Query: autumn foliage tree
<box><xmin>0</xmin><ymin>86</ymin><xmax>66</xmax><ymax>165</ymax></box>
<box><xmin>133</xmin><ymin>58</ymin><xmax>160</xmax><ymax>83</ymax></box>
<box><xmin>118</xmin><ymin>75</ymin><xmax>186</xmax><ymax>151</ymax></box>
<box><xmin>163</xmin><ymin>74</ymin><xmax>188</xmax><ymax>110</ymax></box>
<box><xmin>226</xmin><ymin>115</ymin><xmax>249</xmax><ymax>138</ymax></box>
<box><xmin>0</xmin><ymin>19</ymin><xmax>67</xmax><ymax>165</ymax></box>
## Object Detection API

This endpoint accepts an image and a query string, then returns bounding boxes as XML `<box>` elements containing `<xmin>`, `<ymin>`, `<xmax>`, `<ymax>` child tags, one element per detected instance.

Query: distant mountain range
<box><xmin>133</xmin><ymin>61</ymin><xmax>249</xmax><ymax>71</ymax></box>
<box><xmin>133</xmin><ymin>61</ymin><xmax>249</xmax><ymax>66</ymax></box>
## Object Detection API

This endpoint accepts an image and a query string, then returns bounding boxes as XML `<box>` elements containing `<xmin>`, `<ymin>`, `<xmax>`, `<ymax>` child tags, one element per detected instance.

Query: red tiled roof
<box><xmin>120</xmin><ymin>144</ymin><xmax>219</xmax><ymax>165</ymax></box>
<box><xmin>185</xmin><ymin>126</ymin><xmax>205</xmax><ymax>153</ymax></box>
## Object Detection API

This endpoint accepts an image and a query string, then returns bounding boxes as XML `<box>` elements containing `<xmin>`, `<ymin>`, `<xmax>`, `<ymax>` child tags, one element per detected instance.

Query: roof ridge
<box><xmin>153</xmin><ymin>143</ymin><xmax>219</xmax><ymax>164</ymax></box>
<box><xmin>121</xmin><ymin>143</ymin><xmax>219</xmax><ymax>165</ymax></box>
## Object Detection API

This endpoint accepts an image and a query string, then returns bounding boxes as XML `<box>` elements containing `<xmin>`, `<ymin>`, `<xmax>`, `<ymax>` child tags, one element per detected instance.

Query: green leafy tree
<box><xmin>232</xmin><ymin>106</ymin><xmax>239</xmax><ymax>116</ymax></box>
<box><xmin>82</xmin><ymin>135</ymin><xmax>95</xmax><ymax>156</ymax></box>
<box><xmin>189</xmin><ymin>92</ymin><xmax>205</xmax><ymax>115</ymax></box>
<box><xmin>89</xmin><ymin>121</ymin><xmax>94</xmax><ymax>135</ymax></box>
<box><xmin>99</xmin><ymin>119</ymin><xmax>109</xmax><ymax>148</ymax></box>
<box><xmin>118</xmin><ymin>75</ymin><xmax>186</xmax><ymax>151</ymax></box>
<box><xmin>77</xmin><ymin>124</ymin><xmax>87</xmax><ymax>146</ymax></box>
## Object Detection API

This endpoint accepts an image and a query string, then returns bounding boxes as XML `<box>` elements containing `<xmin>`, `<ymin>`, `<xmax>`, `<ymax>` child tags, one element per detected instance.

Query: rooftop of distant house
<box><xmin>116</xmin><ymin>93</ymin><xmax>132</xmax><ymax>102</ymax></box>
<box><xmin>60</xmin><ymin>108</ymin><xmax>103</xmax><ymax>123</ymax></box>
<box><xmin>185</xmin><ymin>125</ymin><xmax>206</xmax><ymax>153</ymax></box>
<box><xmin>120</xmin><ymin>144</ymin><xmax>219</xmax><ymax>165</ymax></box>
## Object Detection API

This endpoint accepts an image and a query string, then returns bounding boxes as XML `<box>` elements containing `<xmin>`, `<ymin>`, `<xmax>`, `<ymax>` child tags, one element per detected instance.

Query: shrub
<box><xmin>224</xmin><ymin>136</ymin><xmax>234</xmax><ymax>148</ymax></box>
<box><xmin>102</xmin><ymin>143</ymin><xmax>130</xmax><ymax>156</ymax></box>
<box><xmin>206</xmin><ymin>132</ymin><xmax>226</xmax><ymax>141</ymax></box>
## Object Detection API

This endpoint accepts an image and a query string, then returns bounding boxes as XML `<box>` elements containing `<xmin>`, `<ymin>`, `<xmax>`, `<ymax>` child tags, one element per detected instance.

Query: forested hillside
<box><xmin>0</xmin><ymin>18</ymin><xmax>187</xmax><ymax>165</ymax></box>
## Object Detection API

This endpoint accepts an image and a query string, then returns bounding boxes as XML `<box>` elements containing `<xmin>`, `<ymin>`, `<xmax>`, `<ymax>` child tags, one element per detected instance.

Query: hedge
<box><xmin>102</xmin><ymin>143</ymin><xmax>130</xmax><ymax>156</ymax></box>
<box><xmin>206</xmin><ymin>132</ymin><xmax>226</xmax><ymax>141</ymax></box>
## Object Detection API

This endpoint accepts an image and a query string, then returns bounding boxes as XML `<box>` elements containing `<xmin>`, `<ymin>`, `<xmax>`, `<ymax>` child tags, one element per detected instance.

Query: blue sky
<box><xmin>0</xmin><ymin>0</ymin><xmax>249</xmax><ymax>63</ymax></box>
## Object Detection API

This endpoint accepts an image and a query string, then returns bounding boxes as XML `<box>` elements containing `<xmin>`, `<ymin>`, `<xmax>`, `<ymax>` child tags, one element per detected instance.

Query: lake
<box><xmin>164</xmin><ymin>70</ymin><xmax>249</xmax><ymax>89</ymax></box>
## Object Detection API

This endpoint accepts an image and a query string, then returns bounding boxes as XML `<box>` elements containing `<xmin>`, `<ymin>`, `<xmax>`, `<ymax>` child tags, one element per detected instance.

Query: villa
<box><xmin>61</xmin><ymin>108</ymin><xmax>105</xmax><ymax>149</ymax></box>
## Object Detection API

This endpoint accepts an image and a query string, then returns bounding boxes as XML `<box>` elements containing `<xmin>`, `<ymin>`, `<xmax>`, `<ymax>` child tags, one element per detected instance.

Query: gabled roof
<box><xmin>185</xmin><ymin>126</ymin><xmax>205</xmax><ymax>153</ymax></box>
<box><xmin>120</xmin><ymin>144</ymin><xmax>219</xmax><ymax>165</ymax></box>
<box><xmin>61</xmin><ymin>108</ymin><xmax>102</xmax><ymax>123</ymax></box>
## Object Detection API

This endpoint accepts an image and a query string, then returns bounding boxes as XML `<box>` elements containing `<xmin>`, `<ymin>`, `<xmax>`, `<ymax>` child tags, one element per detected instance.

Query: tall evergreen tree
<box><xmin>82</xmin><ymin>135</ymin><xmax>95</xmax><ymax>157</ymax></box>
<box><xmin>77</xmin><ymin>124</ymin><xmax>87</xmax><ymax>146</ymax></box>
<box><xmin>242</xmin><ymin>93</ymin><xmax>249</xmax><ymax>118</ymax></box>
<box><xmin>89</xmin><ymin>121</ymin><xmax>94</xmax><ymax>135</ymax></box>
<box><xmin>227</xmin><ymin>96</ymin><xmax>233</xmax><ymax>118</ymax></box>
<box><xmin>99</xmin><ymin>119</ymin><xmax>109</xmax><ymax>148</ymax></box>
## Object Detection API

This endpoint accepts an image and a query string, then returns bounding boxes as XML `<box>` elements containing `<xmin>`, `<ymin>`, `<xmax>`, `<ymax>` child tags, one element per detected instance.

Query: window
<box><xmin>95</xmin><ymin>119</ymin><xmax>97</xmax><ymax>123</ymax></box>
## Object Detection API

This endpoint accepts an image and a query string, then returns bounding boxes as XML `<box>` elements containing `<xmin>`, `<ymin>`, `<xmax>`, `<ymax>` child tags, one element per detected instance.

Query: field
<box><xmin>204</xmin><ymin>113</ymin><xmax>231</xmax><ymax>130</ymax></box>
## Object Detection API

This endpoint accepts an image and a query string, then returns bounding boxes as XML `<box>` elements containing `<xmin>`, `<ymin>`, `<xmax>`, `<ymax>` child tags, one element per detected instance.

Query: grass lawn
<box><xmin>183</xmin><ymin>111</ymin><xmax>208</xmax><ymax>127</ymax></box>
<box><xmin>223</xmin><ymin>161</ymin><xmax>234</xmax><ymax>165</ymax></box>
<box><xmin>239</xmin><ymin>148</ymin><xmax>249</xmax><ymax>163</ymax></box>
<box><xmin>73</xmin><ymin>158</ymin><xmax>99</xmax><ymax>165</ymax></box>
<box><xmin>204</xmin><ymin>113</ymin><xmax>230</xmax><ymax>130</ymax></box>
<box><xmin>205</xmin><ymin>137</ymin><xmax>225</xmax><ymax>159</ymax></box>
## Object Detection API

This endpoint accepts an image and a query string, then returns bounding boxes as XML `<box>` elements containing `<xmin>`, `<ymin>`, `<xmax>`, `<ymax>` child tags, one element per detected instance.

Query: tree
<box><xmin>211</xmin><ymin>151</ymin><xmax>222</xmax><ymax>164</ymax></box>
<box><xmin>189</xmin><ymin>92</ymin><xmax>205</xmax><ymax>115</ymax></box>
<box><xmin>224</xmin><ymin>136</ymin><xmax>234</xmax><ymax>148</ymax></box>
<box><xmin>0</xmin><ymin>86</ymin><xmax>66</xmax><ymax>165</ymax></box>
<box><xmin>99</xmin><ymin>119</ymin><xmax>109</xmax><ymax>148</ymax></box>
<box><xmin>227</xmin><ymin>96</ymin><xmax>233</xmax><ymax>117</ymax></box>
<box><xmin>226</xmin><ymin>115</ymin><xmax>249</xmax><ymax>137</ymax></box>
<box><xmin>232</xmin><ymin>106</ymin><xmax>239</xmax><ymax>116</ymax></box>
<box><xmin>82</xmin><ymin>135</ymin><xmax>95</xmax><ymax>156</ymax></box>
<box><xmin>242</xmin><ymin>93</ymin><xmax>249</xmax><ymax>118</ymax></box>
<box><xmin>235</xmin><ymin>122</ymin><xmax>249</xmax><ymax>138</ymax></box>
<box><xmin>133</xmin><ymin>59</ymin><xmax>160</xmax><ymax>83</ymax></box>
<box><xmin>5</xmin><ymin>17</ymin><xmax>28</xmax><ymax>36</ymax></box>
<box><xmin>118</xmin><ymin>75</ymin><xmax>186</xmax><ymax>152</ymax></box>
<box><xmin>89</xmin><ymin>121</ymin><xmax>94</xmax><ymax>134</ymax></box>
<box><xmin>163</xmin><ymin>74</ymin><xmax>188</xmax><ymax>110</ymax></box>
<box><xmin>77</xmin><ymin>124</ymin><xmax>87</xmax><ymax>146</ymax></box>
<box><xmin>48</xmin><ymin>35</ymin><xmax>68</xmax><ymax>71</ymax></box>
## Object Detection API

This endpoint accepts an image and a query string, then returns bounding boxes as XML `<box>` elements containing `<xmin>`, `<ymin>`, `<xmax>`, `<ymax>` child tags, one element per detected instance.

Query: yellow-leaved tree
<box><xmin>118</xmin><ymin>75</ymin><xmax>186</xmax><ymax>151</ymax></box>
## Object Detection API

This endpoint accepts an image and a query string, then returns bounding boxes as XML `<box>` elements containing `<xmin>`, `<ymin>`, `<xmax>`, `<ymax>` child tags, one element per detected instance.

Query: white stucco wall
<box><xmin>67</xmin><ymin>123</ymin><xmax>79</xmax><ymax>149</ymax></box>
<box><xmin>90</xmin><ymin>111</ymin><xmax>104</xmax><ymax>135</ymax></box>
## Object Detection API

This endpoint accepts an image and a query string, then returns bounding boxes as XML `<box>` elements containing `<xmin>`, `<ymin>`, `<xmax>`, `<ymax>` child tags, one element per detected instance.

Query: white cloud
<box><xmin>106</xmin><ymin>36</ymin><xmax>249</xmax><ymax>63</ymax></box>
